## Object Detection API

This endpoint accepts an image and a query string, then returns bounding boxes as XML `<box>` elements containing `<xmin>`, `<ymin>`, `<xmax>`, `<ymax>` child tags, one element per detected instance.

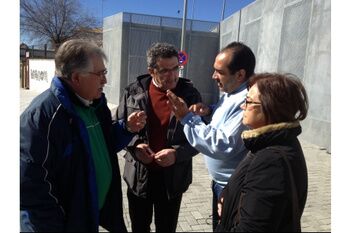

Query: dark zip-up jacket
<box><xmin>20</xmin><ymin>77</ymin><xmax>132</xmax><ymax>232</ymax></box>
<box><xmin>116</xmin><ymin>74</ymin><xmax>202</xmax><ymax>199</ymax></box>
<box><xmin>216</xmin><ymin>122</ymin><xmax>308</xmax><ymax>232</ymax></box>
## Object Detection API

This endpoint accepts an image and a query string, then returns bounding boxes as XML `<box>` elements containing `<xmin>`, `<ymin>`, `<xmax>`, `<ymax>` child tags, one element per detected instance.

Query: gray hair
<box><xmin>55</xmin><ymin>39</ymin><xmax>107</xmax><ymax>79</ymax></box>
<box><xmin>146</xmin><ymin>42</ymin><xmax>178</xmax><ymax>68</ymax></box>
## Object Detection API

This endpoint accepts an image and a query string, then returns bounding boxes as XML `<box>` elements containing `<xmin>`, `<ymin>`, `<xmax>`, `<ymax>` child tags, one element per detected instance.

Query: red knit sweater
<box><xmin>148</xmin><ymin>81</ymin><xmax>172</xmax><ymax>153</ymax></box>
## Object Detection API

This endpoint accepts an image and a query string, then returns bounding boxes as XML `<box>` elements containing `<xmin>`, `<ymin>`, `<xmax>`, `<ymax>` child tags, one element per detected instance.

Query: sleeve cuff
<box><xmin>181</xmin><ymin>112</ymin><xmax>202</xmax><ymax>126</ymax></box>
<box><xmin>120</xmin><ymin>120</ymin><xmax>136</xmax><ymax>136</ymax></box>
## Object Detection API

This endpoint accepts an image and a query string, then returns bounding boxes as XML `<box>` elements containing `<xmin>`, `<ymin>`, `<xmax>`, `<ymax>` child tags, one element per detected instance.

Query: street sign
<box><xmin>178</xmin><ymin>50</ymin><xmax>188</xmax><ymax>66</ymax></box>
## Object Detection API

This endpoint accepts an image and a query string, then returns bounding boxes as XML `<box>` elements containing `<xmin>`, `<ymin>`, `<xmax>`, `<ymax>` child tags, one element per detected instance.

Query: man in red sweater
<box><xmin>117</xmin><ymin>42</ymin><xmax>202</xmax><ymax>232</ymax></box>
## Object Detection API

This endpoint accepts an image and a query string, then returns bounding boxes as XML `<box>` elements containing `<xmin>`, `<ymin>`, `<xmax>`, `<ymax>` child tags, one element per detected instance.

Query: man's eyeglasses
<box><xmin>243</xmin><ymin>98</ymin><xmax>261</xmax><ymax>107</ymax></box>
<box><xmin>88</xmin><ymin>70</ymin><xmax>108</xmax><ymax>77</ymax></box>
<box><xmin>155</xmin><ymin>65</ymin><xmax>180</xmax><ymax>75</ymax></box>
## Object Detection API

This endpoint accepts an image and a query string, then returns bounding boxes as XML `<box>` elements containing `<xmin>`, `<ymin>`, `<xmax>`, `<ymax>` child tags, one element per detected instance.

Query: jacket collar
<box><xmin>51</xmin><ymin>76</ymin><xmax>105</xmax><ymax>114</ymax></box>
<box><xmin>241</xmin><ymin>122</ymin><xmax>302</xmax><ymax>152</ymax></box>
<box><xmin>227</xmin><ymin>80</ymin><xmax>248</xmax><ymax>96</ymax></box>
<box><xmin>137</xmin><ymin>74</ymin><xmax>152</xmax><ymax>90</ymax></box>
<box><xmin>242</xmin><ymin>121</ymin><xmax>300</xmax><ymax>139</ymax></box>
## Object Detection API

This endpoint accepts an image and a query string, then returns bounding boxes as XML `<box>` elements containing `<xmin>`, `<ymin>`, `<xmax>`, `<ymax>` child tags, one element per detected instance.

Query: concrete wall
<box><xmin>28</xmin><ymin>59</ymin><xmax>55</xmax><ymax>92</ymax></box>
<box><xmin>220</xmin><ymin>0</ymin><xmax>331</xmax><ymax>151</ymax></box>
<box><xmin>103</xmin><ymin>12</ymin><xmax>220</xmax><ymax>106</ymax></box>
<box><xmin>103</xmin><ymin>0</ymin><xmax>331</xmax><ymax>151</ymax></box>
<box><xmin>103</xmin><ymin>13</ymin><xmax>124</xmax><ymax>107</ymax></box>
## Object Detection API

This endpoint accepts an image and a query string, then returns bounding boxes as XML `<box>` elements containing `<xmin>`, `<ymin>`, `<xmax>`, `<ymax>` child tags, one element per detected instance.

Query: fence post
<box><xmin>24</xmin><ymin>58</ymin><xmax>30</xmax><ymax>89</ymax></box>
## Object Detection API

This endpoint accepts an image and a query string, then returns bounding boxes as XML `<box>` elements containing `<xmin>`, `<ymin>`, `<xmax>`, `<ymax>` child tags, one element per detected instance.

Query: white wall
<box><xmin>28</xmin><ymin>59</ymin><xmax>55</xmax><ymax>92</ymax></box>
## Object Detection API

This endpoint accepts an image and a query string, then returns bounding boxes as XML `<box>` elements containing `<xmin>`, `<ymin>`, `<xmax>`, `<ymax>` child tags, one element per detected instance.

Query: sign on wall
<box><xmin>28</xmin><ymin>59</ymin><xmax>55</xmax><ymax>92</ymax></box>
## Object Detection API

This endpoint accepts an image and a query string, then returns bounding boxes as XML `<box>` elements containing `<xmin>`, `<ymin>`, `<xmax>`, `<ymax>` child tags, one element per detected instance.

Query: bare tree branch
<box><xmin>20</xmin><ymin>0</ymin><xmax>100</xmax><ymax>49</ymax></box>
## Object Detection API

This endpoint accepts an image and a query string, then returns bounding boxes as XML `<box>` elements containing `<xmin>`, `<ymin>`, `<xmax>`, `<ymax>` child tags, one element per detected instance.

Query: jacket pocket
<box><xmin>166</xmin><ymin>160</ymin><xmax>192</xmax><ymax>198</ymax></box>
<box><xmin>123</xmin><ymin>152</ymin><xmax>149</xmax><ymax>197</ymax></box>
<box><xmin>123</xmin><ymin>153</ymin><xmax>136</xmax><ymax>190</ymax></box>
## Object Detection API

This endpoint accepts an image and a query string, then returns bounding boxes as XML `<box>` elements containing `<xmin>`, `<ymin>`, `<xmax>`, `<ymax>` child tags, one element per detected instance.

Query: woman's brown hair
<box><xmin>248</xmin><ymin>73</ymin><xmax>309</xmax><ymax>124</ymax></box>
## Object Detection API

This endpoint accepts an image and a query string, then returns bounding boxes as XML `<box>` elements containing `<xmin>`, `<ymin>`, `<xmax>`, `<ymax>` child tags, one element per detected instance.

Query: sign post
<box><xmin>178</xmin><ymin>50</ymin><xmax>188</xmax><ymax>78</ymax></box>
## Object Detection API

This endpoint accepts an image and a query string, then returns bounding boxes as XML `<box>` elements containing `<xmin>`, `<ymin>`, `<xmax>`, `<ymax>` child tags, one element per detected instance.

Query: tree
<box><xmin>20</xmin><ymin>0</ymin><xmax>100</xmax><ymax>49</ymax></box>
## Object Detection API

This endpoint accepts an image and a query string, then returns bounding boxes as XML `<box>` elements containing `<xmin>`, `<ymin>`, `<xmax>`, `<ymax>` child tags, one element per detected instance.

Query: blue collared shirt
<box><xmin>181</xmin><ymin>82</ymin><xmax>249</xmax><ymax>186</ymax></box>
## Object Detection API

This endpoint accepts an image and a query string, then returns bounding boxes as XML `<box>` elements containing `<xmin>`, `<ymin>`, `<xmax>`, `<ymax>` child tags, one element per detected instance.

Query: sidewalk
<box><xmin>117</xmin><ymin>140</ymin><xmax>331</xmax><ymax>232</ymax></box>
<box><xmin>20</xmin><ymin>88</ymin><xmax>331</xmax><ymax>232</ymax></box>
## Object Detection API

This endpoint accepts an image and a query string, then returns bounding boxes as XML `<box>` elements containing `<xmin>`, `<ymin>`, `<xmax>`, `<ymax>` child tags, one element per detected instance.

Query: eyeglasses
<box><xmin>243</xmin><ymin>98</ymin><xmax>261</xmax><ymax>108</ymax></box>
<box><xmin>88</xmin><ymin>70</ymin><xmax>108</xmax><ymax>77</ymax></box>
<box><xmin>155</xmin><ymin>65</ymin><xmax>180</xmax><ymax>75</ymax></box>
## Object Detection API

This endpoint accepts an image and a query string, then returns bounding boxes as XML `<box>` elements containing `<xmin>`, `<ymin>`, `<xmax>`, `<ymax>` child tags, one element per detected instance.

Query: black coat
<box><xmin>216</xmin><ymin>122</ymin><xmax>308</xmax><ymax>232</ymax></box>
<box><xmin>116</xmin><ymin>74</ymin><xmax>202</xmax><ymax>199</ymax></box>
<box><xmin>20</xmin><ymin>77</ymin><xmax>132</xmax><ymax>232</ymax></box>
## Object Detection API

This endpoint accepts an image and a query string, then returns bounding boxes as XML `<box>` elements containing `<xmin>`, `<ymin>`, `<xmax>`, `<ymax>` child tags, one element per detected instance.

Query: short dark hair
<box><xmin>220</xmin><ymin>41</ymin><xmax>256</xmax><ymax>78</ymax></box>
<box><xmin>146</xmin><ymin>42</ymin><xmax>179</xmax><ymax>68</ymax></box>
<box><xmin>248</xmin><ymin>73</ymin><xmax>309</xmax><ymax>124</ymax></box>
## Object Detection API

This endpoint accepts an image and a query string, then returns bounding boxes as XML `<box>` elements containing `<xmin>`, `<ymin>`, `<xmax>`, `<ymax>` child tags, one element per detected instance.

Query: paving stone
<box><xmin>191</xmin><ymin>210</ymin><xmax>203</xmax><ymax>220</ymax></box>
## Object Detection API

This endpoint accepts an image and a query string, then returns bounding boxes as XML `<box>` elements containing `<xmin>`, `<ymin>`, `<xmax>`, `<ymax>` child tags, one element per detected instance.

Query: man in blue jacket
<box><xmin>20</xmin><ymin>39</ymin><xmax>146</xmax><ymax>232</ymax></box>
<box><xmin>167</xmin><ymin>42</ymin><xmax>256</xmax><ymax>230</ymax></box>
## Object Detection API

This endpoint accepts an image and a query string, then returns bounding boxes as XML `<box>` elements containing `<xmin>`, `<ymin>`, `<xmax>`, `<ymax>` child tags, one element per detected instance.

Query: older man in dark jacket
<box><xmin>20</xmin><ymin>39</ymin><xmax>146</xmax><ymax>232</ymax></box>
<box><xmin>117</xmin><ymin>42</ymin><xmax>202</xmax><ymax>232</ymax></box>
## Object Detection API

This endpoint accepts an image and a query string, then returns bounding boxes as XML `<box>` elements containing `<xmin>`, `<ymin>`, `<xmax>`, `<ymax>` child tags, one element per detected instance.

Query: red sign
<box><xmin>178</xmin><ymin>51</ymin><xmax>188</xmax><ymax>66</ymax></box>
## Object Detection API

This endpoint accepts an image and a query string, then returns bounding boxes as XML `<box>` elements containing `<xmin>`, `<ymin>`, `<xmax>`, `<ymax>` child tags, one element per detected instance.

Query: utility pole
<box><xmin>221</xmin><ymin>0</ymin><xmax>227</xmax><ymax>21</ymax></box>
<box><xmin>179</xmin><ymin>0</ymin><xmax>188</xmax><ymax>78</ymax></box>
<box><xmin>180</xmin><ymin>0</ymin><xmax>188</xmax><ymax>51</ymax></box>
<box><xmin>101</xmin><ymin>0</ymin><xmax>105</xmax><ymax>26</ymax></box>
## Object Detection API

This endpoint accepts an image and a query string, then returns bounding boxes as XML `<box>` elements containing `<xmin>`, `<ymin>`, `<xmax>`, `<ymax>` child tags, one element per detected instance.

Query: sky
<box><xmin>84</xmin><ymin>0</ymin><xmax>255</xmax><ymax>23</ymax></box>
<box><xmin>20</xmin><ymin>0</ymin><xmax>255</xmax><ymax>46</ymax></box>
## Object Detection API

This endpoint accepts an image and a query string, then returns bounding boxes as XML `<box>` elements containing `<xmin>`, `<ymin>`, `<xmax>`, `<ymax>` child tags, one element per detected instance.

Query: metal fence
<box><xmin>103</xmin><ymin>12</ymin><xmax>220</xmax><ymax>106</ymax></box>
<box><xmin>20</xmin><ymin>46</ymin><xmax>55</xmax><ymax>60</ymax></box>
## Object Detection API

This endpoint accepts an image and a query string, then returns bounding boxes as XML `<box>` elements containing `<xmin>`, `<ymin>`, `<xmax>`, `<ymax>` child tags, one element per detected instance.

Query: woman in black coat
<box><xmin>216</xmin><ymin>73</ymin><xmax>309</xmax><ymax>232</ymax></box>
